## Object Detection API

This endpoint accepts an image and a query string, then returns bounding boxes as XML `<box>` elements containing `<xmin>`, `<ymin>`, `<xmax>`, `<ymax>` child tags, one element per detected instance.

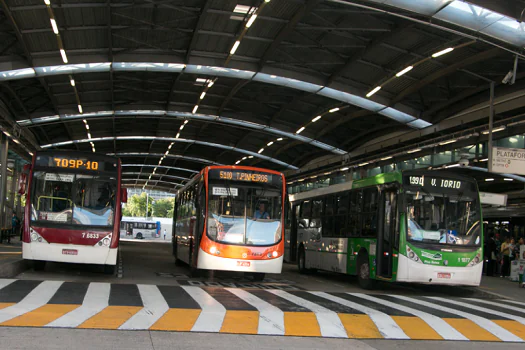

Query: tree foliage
<box><xmin>152</xmin><ymin>198</ymin><xmax>174</xmax><ymax>218</ymax></box>
<box><xmin>121</xmin><ymin>194</ymin><xmax>174</xmax><ymax>218</ymax></box>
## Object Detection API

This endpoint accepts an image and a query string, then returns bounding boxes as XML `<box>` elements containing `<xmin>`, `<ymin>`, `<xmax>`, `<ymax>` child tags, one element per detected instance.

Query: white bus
<box><xmin>120</xmin><ymin>219</ymin><xmax>159</xmax><ymax>239</ymax></box>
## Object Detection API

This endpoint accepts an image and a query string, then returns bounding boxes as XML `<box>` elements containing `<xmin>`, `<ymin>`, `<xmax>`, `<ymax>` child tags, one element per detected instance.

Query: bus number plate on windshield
<box><xmin>62</xmin><ymin>249</ymin><xmax>78</xmax><ymax>255</ymax></box>
<box><xmin>437</xmin><ymin>272</ymin><xmax>451</xmax><ymax>279</ymax></box>
<box><xmin>237</xmin><ymin>261</ymin><xmax>250</xmax><ymax>267</ymax></box>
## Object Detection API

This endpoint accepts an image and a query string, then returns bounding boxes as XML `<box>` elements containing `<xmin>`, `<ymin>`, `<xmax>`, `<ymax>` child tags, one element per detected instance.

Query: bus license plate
<box><xmin>437</xmin><ymin>272</ymin><xmax>451</xmax><ymax>279</ymax></box>
<box><xmin>237</xmin><ymin>261</ymin><xmax>250</xmax><ymax>267</ymax></box>
<box><xmin>62</xmin><ymin>249</ymin><xmax>78</xmax><ymax>255</ymax></box>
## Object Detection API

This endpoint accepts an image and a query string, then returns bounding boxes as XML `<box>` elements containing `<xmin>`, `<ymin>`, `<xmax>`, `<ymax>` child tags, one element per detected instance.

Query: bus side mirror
<box><xmin>18</xmin><ymin>164</ymin><xmax>31</xmax><ymax>195</ymax></box>
<box><xmin>121</xmin><ymin>188</ymin><xmax>128</xmax><ymax>203</ymax></box>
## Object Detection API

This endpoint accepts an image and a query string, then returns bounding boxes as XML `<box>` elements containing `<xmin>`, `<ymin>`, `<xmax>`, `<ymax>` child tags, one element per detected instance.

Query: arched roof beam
<box><xmin>43</xmin><ymin>137</ymin><xmax>298</xmax><ymax>169</ymax></box>
<box><xmin>1</xmin><ymin>63</ymin><xmax>430</xmax><ymax>129</ymax></box>
<box><xmin>330</xmin><ymin>0</ymin><xmax>525</xmax><ymax>56</ymax></box>
<box><xmin>122</xmin><ymin>172</ymin><xmax>191</xmax><ymax>182</ymax></box>
<box><xmin>109</xmin><ymin>152</ymin><xmax>221</xmax><ymax>166</ymax></box>
<box><xmin>18</xmin><ymin>109</ymin><xmax>346</xmax><ymax>155</ymax></box>
<box><xmin>121</xmin><ymin>164</ymin><xmax>199</xmax><ymax>174</ymax></box>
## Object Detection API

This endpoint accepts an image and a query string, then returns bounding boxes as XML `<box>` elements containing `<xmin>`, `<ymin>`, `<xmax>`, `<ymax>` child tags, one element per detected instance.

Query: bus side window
<box><xmin>335</xmin><ymin>191</ymin><xmax>349</xmax><ymax>237</ymax></box>
<box><xmin>322</xmin><ymin>195</ymin><xmax>335</xmax><ymax>237</ymax></box>
<box><xmin>299</xmin><ymin>200</ymin><xmax>311</xmax><ymax>228</ymax></box>
<box><xmin>311</xmin><ymin>199</ymin><xmax>323</xmax><ymax>229</ymax></box>
<box><xmin>361</xmin><ymin>187</ymin><xmax>378</xmax><ymax>237</ymax></box>
<box><xmin>347</xmin><ymin>190</ymin><xmax>361</xmax><ymax>237</ymax></box>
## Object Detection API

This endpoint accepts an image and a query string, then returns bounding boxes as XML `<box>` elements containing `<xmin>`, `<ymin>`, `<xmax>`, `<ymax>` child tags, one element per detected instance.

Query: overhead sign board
<box><xmin>491</xmin><ymin>147</ymin><xmax>525</xmax><ymax>175</ymax></box>
<box><xmin>479</xmin><ymin>192</ymin><xmax>508</xmax><ymax>206</ymax></box>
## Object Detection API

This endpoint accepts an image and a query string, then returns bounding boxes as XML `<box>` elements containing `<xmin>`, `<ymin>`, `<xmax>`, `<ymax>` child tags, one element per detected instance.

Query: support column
<box><xmin>9</xmin><ymin>158</ymin><xmax>17</xmax><ymax>219</ymax></box>
<box><xmin>488</xmin><ymin>82</ymin><xmax>495</xmax><ymax>172</ymax></box>
<box><xmin>0</xmin><ymin>134</ymin><xmax>8</xmax><ymax>234</ymax></box>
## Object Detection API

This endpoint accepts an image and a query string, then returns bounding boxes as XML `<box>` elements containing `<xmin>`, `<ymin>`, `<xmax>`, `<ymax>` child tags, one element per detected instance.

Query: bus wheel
<box><xmin>357</xmin><ymin>254</ymin><xmax>375</xmax><ymax>290</ymax></box>
<box><xmin>298</xmin><ymin>247</ymin><xmax>308</xmax><ymax>274</ymax></box>
<box><xmin>33</xmin><ymin>260</ymin><xmax>46</xmax><ymax>271</ymax></box>
<box><xmin>104</xmin><ymin>264</ymin><xmax>116</xmax><ymax>275</ymax></box>
<box><xmin>252</xmin><ymin>272</ymin><xmax>265</xmax><ymax>282</ymax></box>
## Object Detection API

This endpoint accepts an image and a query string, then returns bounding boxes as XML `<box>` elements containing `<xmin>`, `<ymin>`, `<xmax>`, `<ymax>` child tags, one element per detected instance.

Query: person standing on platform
<box><xmin>500</xmin><ymin>237</ymin><xmax>511</xmax><ymax>277</ymax></box>
<box><xmin>486</xmin><ymin>233</ymin><xmax>497</xmax><ymax>276</ymax></box>
<box><xmin>10</xmin><ymin>213</ymin><xmax>19</xmax><ymax>244</ymax></box>
<box><xmin>163</xmin><ymin>229</ymin><xmax>167</xmax><ymax>240</ymax></box>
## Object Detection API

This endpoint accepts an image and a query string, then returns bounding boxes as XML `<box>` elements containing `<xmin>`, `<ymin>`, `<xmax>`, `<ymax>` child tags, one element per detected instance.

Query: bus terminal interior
<box><xmin>1</xmin><ymin>1</ymin><xmax>525</xmax><ymax>347</ymax></box>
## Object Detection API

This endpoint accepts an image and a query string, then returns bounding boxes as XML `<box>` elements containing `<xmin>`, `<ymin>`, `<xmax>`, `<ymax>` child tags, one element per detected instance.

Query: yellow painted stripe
<box><xmin>338</xmin><ymin>314</ymin><xmax>383</xmax><ymax>339</ymax></box>
<box><xmin>493</xmin><ymin>320</ymin><xmax>525</xmax><ymax>340</ymax></box>
<box><xmin>283</xmin><ymin>312</ymin><xmax>321</xmax><ymax>337</ymax></box>
<box><xmin>392</xmin><ymin>316</ymin><xmax>443</xmax><ymax>340</ymax></box>
<box><xmin>78</xmin><ymin>306</ymin><xmax>142</xmax><ymax>329</ymax></box>
<box><xmin>0</xmin><ymin>303</ymin><xmax>15</xmax><ymax>310</ymax></box>
<box><xmin>444</xmin><ymin>318</ymin><xmax>500</xmax><ymax>341</ymax></box>
<box><xmin>150</xmin><ymin>309</ymin><xmax>201</xmax><ymax>331</ymax></box>
<box><xmin>220</xmin><ymin>310</ymin><xmax>259</xmax><ymax>334</ymax></box>
<box><xmin>1</xmin><ymin>304</ymin><xmax>79</xmax><ymax>327</ymax></box>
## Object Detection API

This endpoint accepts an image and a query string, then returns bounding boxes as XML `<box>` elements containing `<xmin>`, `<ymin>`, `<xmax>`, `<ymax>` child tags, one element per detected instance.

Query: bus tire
<box><xmin>298</xmin><ymin>247</ymin><xmax>308</xmax><ymax>274</ymax></box>
<box><xmin>104</xmin><ymin>264</ymin><xmax>116</xmax><ymax>275</ymax></box>
<box><xmin>252</xmin><ymin>272</ymin><xmax>265</xmax><ymax>282</ymax></box>
<box><xmin>33</xmin><ymin>260</ymin><xmax>46</xmax><ymax>271</ymax></box>
<box><xmin>357</xmin><ymin>254</ymin><xmax>375</xmax><ymax>290</ymax></box>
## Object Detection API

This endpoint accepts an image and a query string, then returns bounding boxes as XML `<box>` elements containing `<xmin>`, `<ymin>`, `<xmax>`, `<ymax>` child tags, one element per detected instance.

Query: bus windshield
<box><xmin>207</xmin><ymin>182</ymin><xmax>283</xmax><ymax>246</ymax></box>
<box><xmin>404</xmin><ymin>186</ymin><xmax>481</xmax><ymax>246</ymax></box>
<box><xmin>31</xmin><ymin>171</ymin><xmax>117</xmax><ymax>227</ymax></box>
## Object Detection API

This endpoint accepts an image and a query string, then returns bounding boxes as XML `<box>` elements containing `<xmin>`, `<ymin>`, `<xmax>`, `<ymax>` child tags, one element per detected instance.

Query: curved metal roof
<box><xmin>1</xmin><ymin>0</ymin><xmax>525</xmax><ymax>191</ymax></box>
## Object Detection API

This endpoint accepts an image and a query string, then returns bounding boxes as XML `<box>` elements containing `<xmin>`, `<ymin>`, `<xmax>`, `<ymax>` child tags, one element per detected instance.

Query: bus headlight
<box><xmin>30</xmin><ymin>230</ymin><xmax>48</xmax><ymax>243</ymax></box>
<box><xmin>468</xmin><ymin>251</ymin><xmax>482</xmax><ymax>267</ymax></box>
<box><xmin>406</xmin><ymin>246</ymin><xmax>422</xmax><ymax>264</ymax></box>
<box><xmin>210</xmin><ymin>246</ymin><xmax>217</xmax><ymax>254</ymax></box>
<box><xmin>272</xmin><ymin>251</ymin><xmax>278</xmax><ymax>258</ymax></box>
<box><xmin>103</xmin><ymin>238</ymin><xmax>110</xmax><ymax>246</ymax></box>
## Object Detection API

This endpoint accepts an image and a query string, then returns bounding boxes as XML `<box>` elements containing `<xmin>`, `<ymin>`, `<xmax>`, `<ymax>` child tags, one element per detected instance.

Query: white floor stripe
<box><xmin>430</xmin><ymin>297</ymin><xmax>525</xmax><ymax>327</ymax></box>
<box><xmin>313</xmin><ymin>292</ymin><xmax>409</xmax><ymax>339</ymax></box>
<box><xmin>269</xmin><ymin>290</ymin><xmax>348</xmax><ymax>338</ymax></box>
<box><xmin>390</xmin><ymin>295</ymin><xmax>523</xmax><ymax>342</ymax></box>
<box><xmin>347</xmin><ymin>293</ymin><xmax>466</xmax><ymax>340</ymax></box>
<box><xmin>182</xmin><ymin>286</ymin><xmax>225</xmax><ymax>333</ymax></box>
<box><xmin>505</xmin><ymin>300</ymin><xmax>525</xmax><ymax>307</ymax></box>
<box><xmin>46</xmin><ymin>282</ymin><xmax>110</xmax><ymax>328</ymax></box>
<box><xmin>0</xmin><ymin>279</ymin><xmax>15</xmax><ymax>291</ymax></box>
<box><xmin>0</xmin><ymin>281</ymin><xmax>63</xmax><ymax>324</ymax></box>
<box><xmin>465</xmin><ymin>298</ymin><xmax>525</xmax><ymax>316</ymax></box>
<box><xmin>119</xmin><ymin>285</ymin><xmax>169</xmax><ymax>330</ymax></box>
<box><xmin>226</xmin><ymin>288</ymin><xmax>284</xmax><ymax>335</ymax></box>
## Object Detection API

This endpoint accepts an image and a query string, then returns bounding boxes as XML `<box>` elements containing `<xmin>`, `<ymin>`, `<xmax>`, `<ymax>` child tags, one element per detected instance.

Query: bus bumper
<box><xmin>23</xmin><ymin>242</ymin><xmax>118</xmax><ymax>266</ymax></box>
<box><xmin>396</xmin><ymin>254</ymin><xmax>482</xmax><ymax>286</ymax></box>
<box><xmin>197</xmin><ymin>248</ymin><xmax>283</xmax><ymax>273</ymax></box>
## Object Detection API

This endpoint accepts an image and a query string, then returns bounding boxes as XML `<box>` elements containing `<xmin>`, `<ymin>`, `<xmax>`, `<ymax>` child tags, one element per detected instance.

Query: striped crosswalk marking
<box><xmin>46</xmin><ymin>282</ymin><xmax>110</xmax><ymax>328</ymax></box>
<box><xmin>182</xmin><ymin>286</ymin><xmax>225</xmax><ymax>333</ymax></box>
<box><xmin>506</xmin><ymin>300</ymin><xmax>525</xmax><ymax>307</ymax></box>
<box><xmin>0</xmin><ymin>279</ymin><xmax>15</xmax><ymax>290</ymax></box>
<box><xmin>347</xmin><ymin>293</ymin><xmax>465</xmax><ymax>340</ymax></box>
<box><xmin>119</xmin><ymin>285</ymin><xmax>169</xmax><ymax>330</ymax></box>
<box><xmin>466</xmin><ymin>298</ymin><xmax>525</xmax><ymax>317</ymax></box>
<box><xmin>0</xmin><ymin>281</ymin><xmax>63</xmax><ymax>324</ymax></box>
<box><xmin>226</xmin><ymin>288</ymin><xmax>285</xmax><ymax>335</ymax></box>
<box><xmin>269</xmin><ymin>290</ymin><xmax>348</xmax><ymax>338</ymax></box>
<box><xmin>312</xmin><ymin>292</ymin><xmax>407</xmax><ymax>339</ymax></box>
<box><xmin>390</xmin><ymin>295</ymin><xmax>523</xmax><ymax>342</ymax></box>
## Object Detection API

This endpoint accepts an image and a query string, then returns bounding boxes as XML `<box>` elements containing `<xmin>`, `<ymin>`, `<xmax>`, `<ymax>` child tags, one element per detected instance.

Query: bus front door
<box><xmin>377</xmin><ymin>190</ymin><xmax>396</xmax><ymax>278</ymax></box>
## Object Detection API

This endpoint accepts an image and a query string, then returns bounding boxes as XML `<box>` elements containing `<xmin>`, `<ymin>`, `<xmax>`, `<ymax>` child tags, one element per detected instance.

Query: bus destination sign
<box><xmin>405</xmin><ymin>175</ymin><xmax>464</xmax><ymax>190</ymax></box>
<box><xmin>35</xmin><ymin>155</ymin><xmax>115</xmax><ymax>172</ymax></box>
<box><xmin>209</xmin><ymin>169</ymin><xmax>281</xmax><ymax>185</ymax></box>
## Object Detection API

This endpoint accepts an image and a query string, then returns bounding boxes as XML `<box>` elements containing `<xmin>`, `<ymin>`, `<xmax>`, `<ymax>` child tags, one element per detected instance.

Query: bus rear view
<box><xmin>22</xmin><ymin>151</ymin><xmax>125</xmax><ymax>274</ymax></box>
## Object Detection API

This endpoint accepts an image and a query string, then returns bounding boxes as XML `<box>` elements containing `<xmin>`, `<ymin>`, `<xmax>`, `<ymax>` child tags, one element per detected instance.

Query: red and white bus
<box><xmin>21</xmin><ymin>151</ymin><xmax>126</xmax><ymax>274</ymax></box>
<box><xmin>173</xmin><ymin>166</ymin><xmax>285</xmax><ymax>281</ymax></box>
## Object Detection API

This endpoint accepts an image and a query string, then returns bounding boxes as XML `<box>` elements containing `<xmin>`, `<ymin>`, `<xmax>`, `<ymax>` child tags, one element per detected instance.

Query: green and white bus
<box><xmin>287</xmin><ymin>170</ymin><xmax>483</xmax><ymax>289</ymax></box>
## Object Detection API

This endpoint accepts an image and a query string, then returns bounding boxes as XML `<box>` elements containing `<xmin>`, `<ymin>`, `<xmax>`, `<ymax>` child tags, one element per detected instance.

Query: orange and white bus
<box><xmin>173</xmin><ymin>166</ymin><xmax>285</xmax><ymax>281</ymax></box>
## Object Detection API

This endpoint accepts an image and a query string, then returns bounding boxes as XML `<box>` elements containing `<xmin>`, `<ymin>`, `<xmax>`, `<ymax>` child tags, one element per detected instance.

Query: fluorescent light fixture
<box><xmin>248</xmin><ymin>156</ymin><xmax>254</xmax><ymax>158</ymax></box>
<box><xmin>87</xmin><ymin>132</ymin><xmax>91</xmax><ymax>139</ymax></box>
<box><xmin>176</xmin><ymin>133</ymin><xmax>180</xmax><ymax>138</ymax></box>
<box><xmin>407</xmin><ymin>148</ymin><xmax>421</xmax><ymax>153</ymax></box>
<box><xmin>439</xmin><ymin>139</ymin><xmax>457</xmax><ymax>145</ymax></box>
<box><xmin>312</xmin><ymin>116</ymin><xmax>321</xmax><ymax>122</ymax></box>
<box><xmin>267</xmin><ymin>141</ymin><xmax>274</xmax><ymax>146</ymax></box>
<box><xmin>480</xmin><ymin>158</ymin><xmax>488</xmax><ymax>162</ymax></box>
<box><xmin>29</xmin><ymin>152</ymin><xmax>33</xmax><ymax>156</ymax></box>
<box><xmin>179</xmin><ymin>124</ymin><xmax>184</xmax><ymax>130</ymax></box>
<box><xmin>482</xmin><ymin>126</ymin><xmax>506</xmax><ymax>134</ymax></box>
<box><xmin>258</xmin><ymin>148</ymin><xmax>264</xmax><ymax>154</ymax></box>
<box><xmin>277</xmin><ymin>138</ymin><xmax>283</xmax><ymax>141</ymax></box>
<box><xmin>13</xmin><ymin>138</ymin><xmax>21</xmax><ymax>144</ymax></box>
<box><xmin>168</xmin><ymin>144</ymin><xmax>172</xmax><ymax>150</ymax></box>
<box><xmin>192</xmin><ymin>105</ymin><xmax>198</xmax><ymax>114</ymax></box>
<box><xmin>296</xmin><ymin>126</ymin><xmax>305</xmax><ymax>134</ymax></box>
<box><xmin>358</xmin><ymin>162</ymin><xmax>369</xmax><ymax>166</ymax></box>
<box><xmin>504</xmin><ymin>178</ymin><xmax>514</xmax><ymax>181</ymax></box>
<box><xmin>200</xmin><ymin>92</ymin><xmax>206</xmax><ymax>99</ymax></box>
<box><xmin>432</xmin><ymin>47</ymin><xmax>454</xmax><ymax>58</ymax></box>
<box><xmin>60</xmin><ymin>49</ymin><xmax>68</xmax><ymax>63</ymax></box>
<box><xmin>83</xmin><ymin>119</ymin><xmax>87</xmax><ymax>124</ymax></box>
<box><xmin>235</xmin><ymin>160</ymin><xmax>240</xmax><ymax>164</ymax></box>
<box><xmin>445</xmin><ymin>164</ymin><xmax>460</xmax><ymax>168</ymax></box>
<box><xmin>340</xmin><ymin>167</ymin><xmax>349</xmax><ymax>171</ymax></box>
<box><xmin>195</xmin><ymin>78</ymin><xmax>207</xmax><ymax>84</ymax></box>
<box><xmin>396</xmin><ymin>66</ymin><xmax>413</xmax><ymax>77</ymax></box>
<box><xmin>183</xmin><ymin>120</ymin><xmax>189</xmax><ymax>125</ymax></box>
<box><xmin>329</xmin><ymin>107</ymin><xmax>340</xmax><ymax>113</ymax></box>
<box><xmin>510</xmin><ymin>137</ymin><xmax>518</xmax><ymax>143</ymax></box>
<box><xmin>208</xmin><ymin>80</ymin><xmax>214</xmax><ymax>88</ymax></box>
<box><xmin>44</xmin><ymin>0</ymin><xmax>51</xmax><ymax>5</ymax></box>
<box><xmin>78</xmin><ymin>104</ymin><xmax>83</xmax><ymax>113</ymax></box>
<box><xmin>242</xmin><ymin>157</ymin><xmax>247</xmax><ymax>160</ymax></box>
<box><xmin>85</xmin><ymin>124</ymin><xmax>89</xmax><ymax>130</ymax></box>
<box><xmin>485</xmin><ymin>178</ymin><xmax>494</xmax><ymax>182</ymax></box>
<box><xmin>70</xmin><ymin>78</ymin><xmax>75</xmax><ymax>86</ymax></box>
<box><xmin>366</xmin><ymin>86</ymin><xmax>381</xmax><ymax>98</ymax></box>
<box><xmin>381</xmin><ymin>156</ymin><xmax>393</xmax><ymax>160</ymax></box>
<box><xmin>165</xmin><ymin>151</ymin><xmax>169</xmax><ymax>156</ymax></box>
<box><xmin>230</xmin><ymin>41</ymin><xmax>241</xmax><ymax>55</ymax></box>
<box><xmin>50</xmin><ymin>18</ymin><xmax>59</xmax><ymax>34</ymax></box>
<box><xmin>246</xmin><ymin>14</ymin><xmax>257</xmax><ymax>28</ymax></box>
